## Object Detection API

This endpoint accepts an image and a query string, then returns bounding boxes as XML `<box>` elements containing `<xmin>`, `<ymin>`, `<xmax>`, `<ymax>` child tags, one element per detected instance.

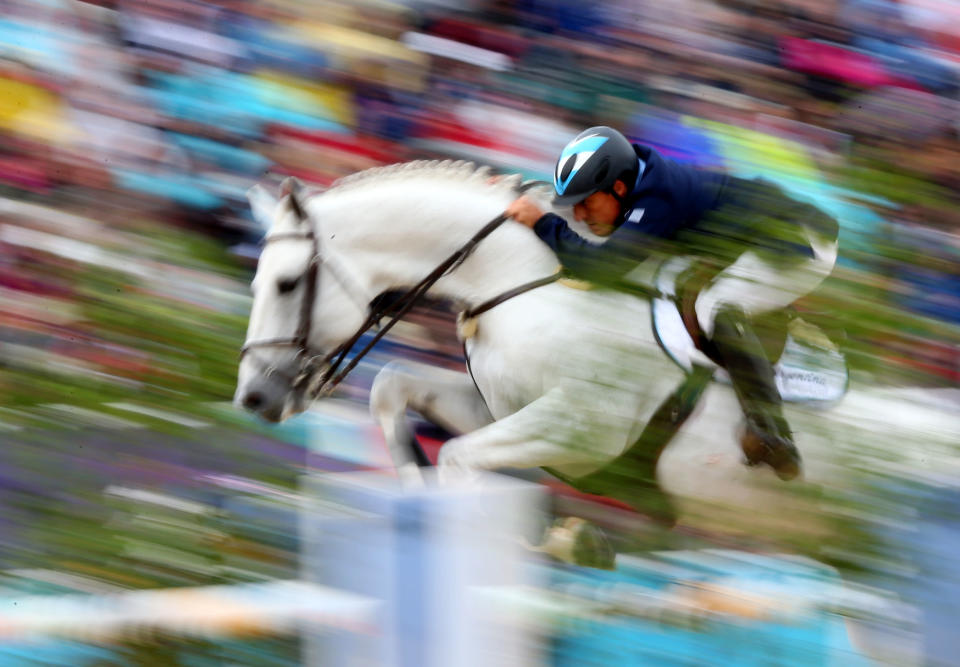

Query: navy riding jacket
<box><xmin>533</xmin><ymin>144</ymin><xmax>837</xmax><ymax>286</ymax></box>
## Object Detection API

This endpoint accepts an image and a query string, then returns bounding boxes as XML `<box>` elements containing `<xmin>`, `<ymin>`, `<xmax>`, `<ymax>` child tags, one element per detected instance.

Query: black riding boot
<box><xmin>710</xmin><ymin>306</ymin><xmax>801</xmax><ymax>480</ymax></box>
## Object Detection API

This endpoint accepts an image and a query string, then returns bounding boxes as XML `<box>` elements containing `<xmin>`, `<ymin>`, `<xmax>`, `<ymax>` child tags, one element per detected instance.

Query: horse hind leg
<box><xmin>370</xmin><ymin>360</ymin><xmax>494</xmax><ymax>485</ymax></box>
<box><xmin>534</xmin><ymin>516</ymin><xmax>617</xmax><ymax>570</ymax></box>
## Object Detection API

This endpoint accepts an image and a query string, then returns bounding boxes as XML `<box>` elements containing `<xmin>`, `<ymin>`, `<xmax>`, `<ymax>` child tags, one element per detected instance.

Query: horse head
<box><xmin>236</xmin><ymin>162</ymin><xmax>562</xmax><ymax>422</ymax></box>
<box><xmin>235</xmin><ymin>177</ymin><xmax>373</xmax><ymax>421</ymax></box>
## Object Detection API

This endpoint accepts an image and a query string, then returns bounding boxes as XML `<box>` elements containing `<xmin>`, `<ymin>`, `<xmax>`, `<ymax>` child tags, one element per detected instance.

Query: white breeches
<box><xmin>696</xmin><ymin>230</ymin><xmax>838</xmax><ymax>337</ymax></box>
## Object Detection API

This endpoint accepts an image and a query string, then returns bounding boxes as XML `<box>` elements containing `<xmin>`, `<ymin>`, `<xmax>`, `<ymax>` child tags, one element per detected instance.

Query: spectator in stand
<box><xmin>841</xmin><ymin>0</ymin><xmax>959</xmax><ymax>97</ymax></box>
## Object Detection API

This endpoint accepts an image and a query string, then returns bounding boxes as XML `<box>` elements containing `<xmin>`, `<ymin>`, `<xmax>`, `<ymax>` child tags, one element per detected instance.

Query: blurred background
<box><xmin>0</xmin><ymin>0</ymin><xmax>958</xmax><ymax>664</ymax></box>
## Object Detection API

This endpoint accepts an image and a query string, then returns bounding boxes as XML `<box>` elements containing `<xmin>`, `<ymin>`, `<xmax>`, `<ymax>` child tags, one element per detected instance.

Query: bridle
<box><xmin>239</xmin><ymin>180</ymin><xmax>549</xmax><ymax>399</ymax></box>
<box><xmin>238</xmin><ymin>191</ymin><xmax>328</xmax><ymax>393</ymax></box>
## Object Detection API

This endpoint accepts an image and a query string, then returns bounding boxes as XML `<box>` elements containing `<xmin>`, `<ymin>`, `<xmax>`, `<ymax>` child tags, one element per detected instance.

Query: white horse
<box><xmin>236</xmin><ymin>161</ymin><xmax>958</xmax><ymax>557</ymax></box>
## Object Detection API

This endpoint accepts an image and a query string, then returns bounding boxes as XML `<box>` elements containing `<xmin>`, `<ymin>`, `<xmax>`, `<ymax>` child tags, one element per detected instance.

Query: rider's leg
<box><xmin>711</xmin><ymin>305</ymin><xmax>800</xmax><ymax>480</ymax></box>
<box><xmin>696</xmin><ymin>239</ymin><xmax>837</xmax><ymax>480</ymax></box>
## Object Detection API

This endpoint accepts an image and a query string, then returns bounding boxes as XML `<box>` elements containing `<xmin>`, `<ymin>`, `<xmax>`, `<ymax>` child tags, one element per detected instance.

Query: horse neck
<box><xmin>316</xmin><ymin>179</ymin><xmax>562</xmax><ymax>307</ymax></box>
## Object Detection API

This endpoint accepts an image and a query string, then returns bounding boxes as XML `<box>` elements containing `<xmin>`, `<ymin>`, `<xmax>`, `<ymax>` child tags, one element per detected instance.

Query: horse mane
<box><xmin>323</xmin><ymin>160</ymin><xmax>533</xmax><ymax>198</ymax></box>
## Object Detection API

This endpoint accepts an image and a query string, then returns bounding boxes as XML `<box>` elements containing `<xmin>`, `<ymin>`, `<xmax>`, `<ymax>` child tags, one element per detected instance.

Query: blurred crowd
<box><xmin>0</xmin><ymin>2</ymin><xmax>958</xmax><ymax>660</ymax></box>
<box><xmin>1</xmin><ymin>0</ymin><xmax>959</xmax><ymax>406</ymax></box>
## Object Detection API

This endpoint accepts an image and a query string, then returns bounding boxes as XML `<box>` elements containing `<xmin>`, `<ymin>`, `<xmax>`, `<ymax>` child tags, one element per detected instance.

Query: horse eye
<box><xmin>277</xmin><ymin>277</ymin><xmax>300</xmax><ymax>294</ymax></box>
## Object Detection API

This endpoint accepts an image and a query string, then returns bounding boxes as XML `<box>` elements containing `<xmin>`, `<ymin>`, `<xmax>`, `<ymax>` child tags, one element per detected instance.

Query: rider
<box><xmin>507</xmin><ymin>126</ymin><xmax>839</xmax><ymax>480</ymax></box>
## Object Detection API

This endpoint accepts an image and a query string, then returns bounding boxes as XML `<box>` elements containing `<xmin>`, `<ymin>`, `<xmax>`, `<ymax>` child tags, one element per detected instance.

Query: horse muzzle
<box><xmin>237</xmin><ymin>385</ymin><xmax>286</xmax><ymax>422</ymax></box>
<box><xmin>236</xmin><ymin>364</ymin><xmax>303</xmax><ymax>422</ymax></box>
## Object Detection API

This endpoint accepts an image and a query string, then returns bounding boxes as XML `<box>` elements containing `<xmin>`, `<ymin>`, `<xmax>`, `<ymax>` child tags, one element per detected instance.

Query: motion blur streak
<box><xmin>0</xmin><ymin>0</ymin><xmax>957</xmax><ymax>665</ymax></box>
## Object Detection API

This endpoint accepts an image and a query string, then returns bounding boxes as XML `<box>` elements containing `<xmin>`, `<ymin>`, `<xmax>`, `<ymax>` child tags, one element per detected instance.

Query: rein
<box><xmin>456</xmin><ymin>271</ymin><xmax>562</xmax><ymax>341</ymax></box>
<box><xmin>241</xmin><ymin>180</ymin><xmax>548</xmax><ymax>399</ymax></box>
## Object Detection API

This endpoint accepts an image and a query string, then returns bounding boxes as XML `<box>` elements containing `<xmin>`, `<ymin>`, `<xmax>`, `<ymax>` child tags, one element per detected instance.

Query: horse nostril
<box><xmin>243</xmin><ymin>392</ymin><xmax>264</xmax><ymax>411</ymax></box>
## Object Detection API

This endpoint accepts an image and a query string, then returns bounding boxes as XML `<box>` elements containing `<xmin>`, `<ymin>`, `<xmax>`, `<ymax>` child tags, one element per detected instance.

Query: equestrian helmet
<box><xmin>552</xmin><ymin>126</ymin><xmax>638</xmax><ymax>206</ymax></box>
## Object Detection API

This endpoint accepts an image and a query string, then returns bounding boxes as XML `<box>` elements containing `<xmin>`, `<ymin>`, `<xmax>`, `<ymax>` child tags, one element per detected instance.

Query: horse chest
<box><xmin>461</xmin><ymin>300</ymin><xmax>613</xmax><ymax>418</ymax></box>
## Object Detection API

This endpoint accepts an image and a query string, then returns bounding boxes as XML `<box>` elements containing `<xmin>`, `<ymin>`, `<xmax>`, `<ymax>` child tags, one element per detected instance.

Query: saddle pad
<box><xmin>652</xmin><ymin>258</ymin><xmax>848</xmax><ymax>405</ymax></box>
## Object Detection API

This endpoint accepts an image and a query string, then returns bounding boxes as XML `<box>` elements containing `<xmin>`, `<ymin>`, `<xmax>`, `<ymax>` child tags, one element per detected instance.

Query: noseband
<box><xmin>240</xmin><ymin>181</ymin><xmax>546</xmax><ymax>399</ymax></box>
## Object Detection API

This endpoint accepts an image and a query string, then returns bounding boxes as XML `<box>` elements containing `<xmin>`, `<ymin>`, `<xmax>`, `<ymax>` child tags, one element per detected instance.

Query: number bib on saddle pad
<box><xmin>651</xmin><ymin>258</ymin><xmax>849</xmax><ymax>405</ymax></box>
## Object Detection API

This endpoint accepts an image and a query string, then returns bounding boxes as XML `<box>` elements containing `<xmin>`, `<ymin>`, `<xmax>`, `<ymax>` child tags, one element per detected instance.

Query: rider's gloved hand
<box><xmin>506</xmin><ymin>196</ymin><xmax>544</xmax><ymax>228</ymax></box>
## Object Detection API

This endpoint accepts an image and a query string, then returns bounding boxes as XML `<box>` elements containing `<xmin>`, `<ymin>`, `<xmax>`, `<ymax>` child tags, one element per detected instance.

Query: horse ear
<box><xmin>247</xmin><ymin>184</ymin><xmax>278</xmax><ymax>232</ymax></box>
<box><xmin>279</xmin><ymin>176</ymin><xmax>303</xmax><ymax>197</ymax></box>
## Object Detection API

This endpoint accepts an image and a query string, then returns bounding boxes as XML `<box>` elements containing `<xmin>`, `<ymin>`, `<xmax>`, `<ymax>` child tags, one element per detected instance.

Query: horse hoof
<box><xmin>537</xmin><ymin>517</ymin><xmax>616</xmax><ymax>570</ymax></box>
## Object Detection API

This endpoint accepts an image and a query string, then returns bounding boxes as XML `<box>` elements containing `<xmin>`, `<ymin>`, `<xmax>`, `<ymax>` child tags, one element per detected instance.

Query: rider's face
<box><xmin>572</xmin><ymin>181</ymin><xmax>627</xmax><ymax>237</ymax></box>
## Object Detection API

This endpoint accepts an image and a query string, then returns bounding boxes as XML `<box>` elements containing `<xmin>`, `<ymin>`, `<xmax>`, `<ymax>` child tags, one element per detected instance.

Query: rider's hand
<box><xmin>506</xmin><ymin>196</ymin><xmax>545</xmax><ymax>228</ymax></box>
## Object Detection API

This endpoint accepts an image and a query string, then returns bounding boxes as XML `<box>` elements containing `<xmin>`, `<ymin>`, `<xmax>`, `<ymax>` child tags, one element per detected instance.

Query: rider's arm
<box><xmin>533</xmin><ymin>213</ymin><xmax>649</xmax><ymax>286</ymax></box>
<box><xmin>532</xmin><ymin>213</ymin><xmax>600</xmax><ymax>253</ymax></box>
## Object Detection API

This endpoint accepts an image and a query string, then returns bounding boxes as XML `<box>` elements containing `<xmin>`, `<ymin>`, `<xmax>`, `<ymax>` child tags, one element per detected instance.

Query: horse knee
<box><xmin>370</xmin><ymin>360</ymin><xmax>413</xmax><ymax>417</ymax></box>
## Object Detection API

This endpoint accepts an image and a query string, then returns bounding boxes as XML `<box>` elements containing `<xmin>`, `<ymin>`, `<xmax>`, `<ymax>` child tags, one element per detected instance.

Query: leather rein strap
<box><xmin>456</xmin><ymin>271</ymin><xmax>563</xmax><ymax>342</ymax></box>
<box><xmin>462</xmin><ymin>272</ymin><xmax>562</xmax><ymax>321</ymax></box>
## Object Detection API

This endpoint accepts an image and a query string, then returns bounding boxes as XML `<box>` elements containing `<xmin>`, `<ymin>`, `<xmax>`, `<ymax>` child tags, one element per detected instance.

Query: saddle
<box><xmin>652</xmin><ymin>257</ymin><xmax>849</xmax><ymax>405</ymax></box>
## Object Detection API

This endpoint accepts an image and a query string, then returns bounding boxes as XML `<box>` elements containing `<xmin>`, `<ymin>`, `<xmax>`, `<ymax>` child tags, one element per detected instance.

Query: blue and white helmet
<box><xmin>552</xmin><ymin>126</ymin><xmax>638</xmax><ymax>206</ymax></box>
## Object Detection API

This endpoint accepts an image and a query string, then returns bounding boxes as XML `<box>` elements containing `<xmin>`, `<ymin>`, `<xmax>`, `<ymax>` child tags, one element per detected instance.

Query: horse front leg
<box><xmin>436</xmin><ymin>385</ymin><xmax>616</xmax><ymax>480</ymax></box>
<box><xmin>369</xmin><ymin>360</ymin><xmax>494</xmax><ymax>485</ymax></box>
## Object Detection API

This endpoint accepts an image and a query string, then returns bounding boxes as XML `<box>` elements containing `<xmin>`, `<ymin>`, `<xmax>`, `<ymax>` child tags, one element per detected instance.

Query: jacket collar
<box><xmin>612</xmin><ymin>144</ymin><xmax>652</xmax><ymax>227</ymax></box>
